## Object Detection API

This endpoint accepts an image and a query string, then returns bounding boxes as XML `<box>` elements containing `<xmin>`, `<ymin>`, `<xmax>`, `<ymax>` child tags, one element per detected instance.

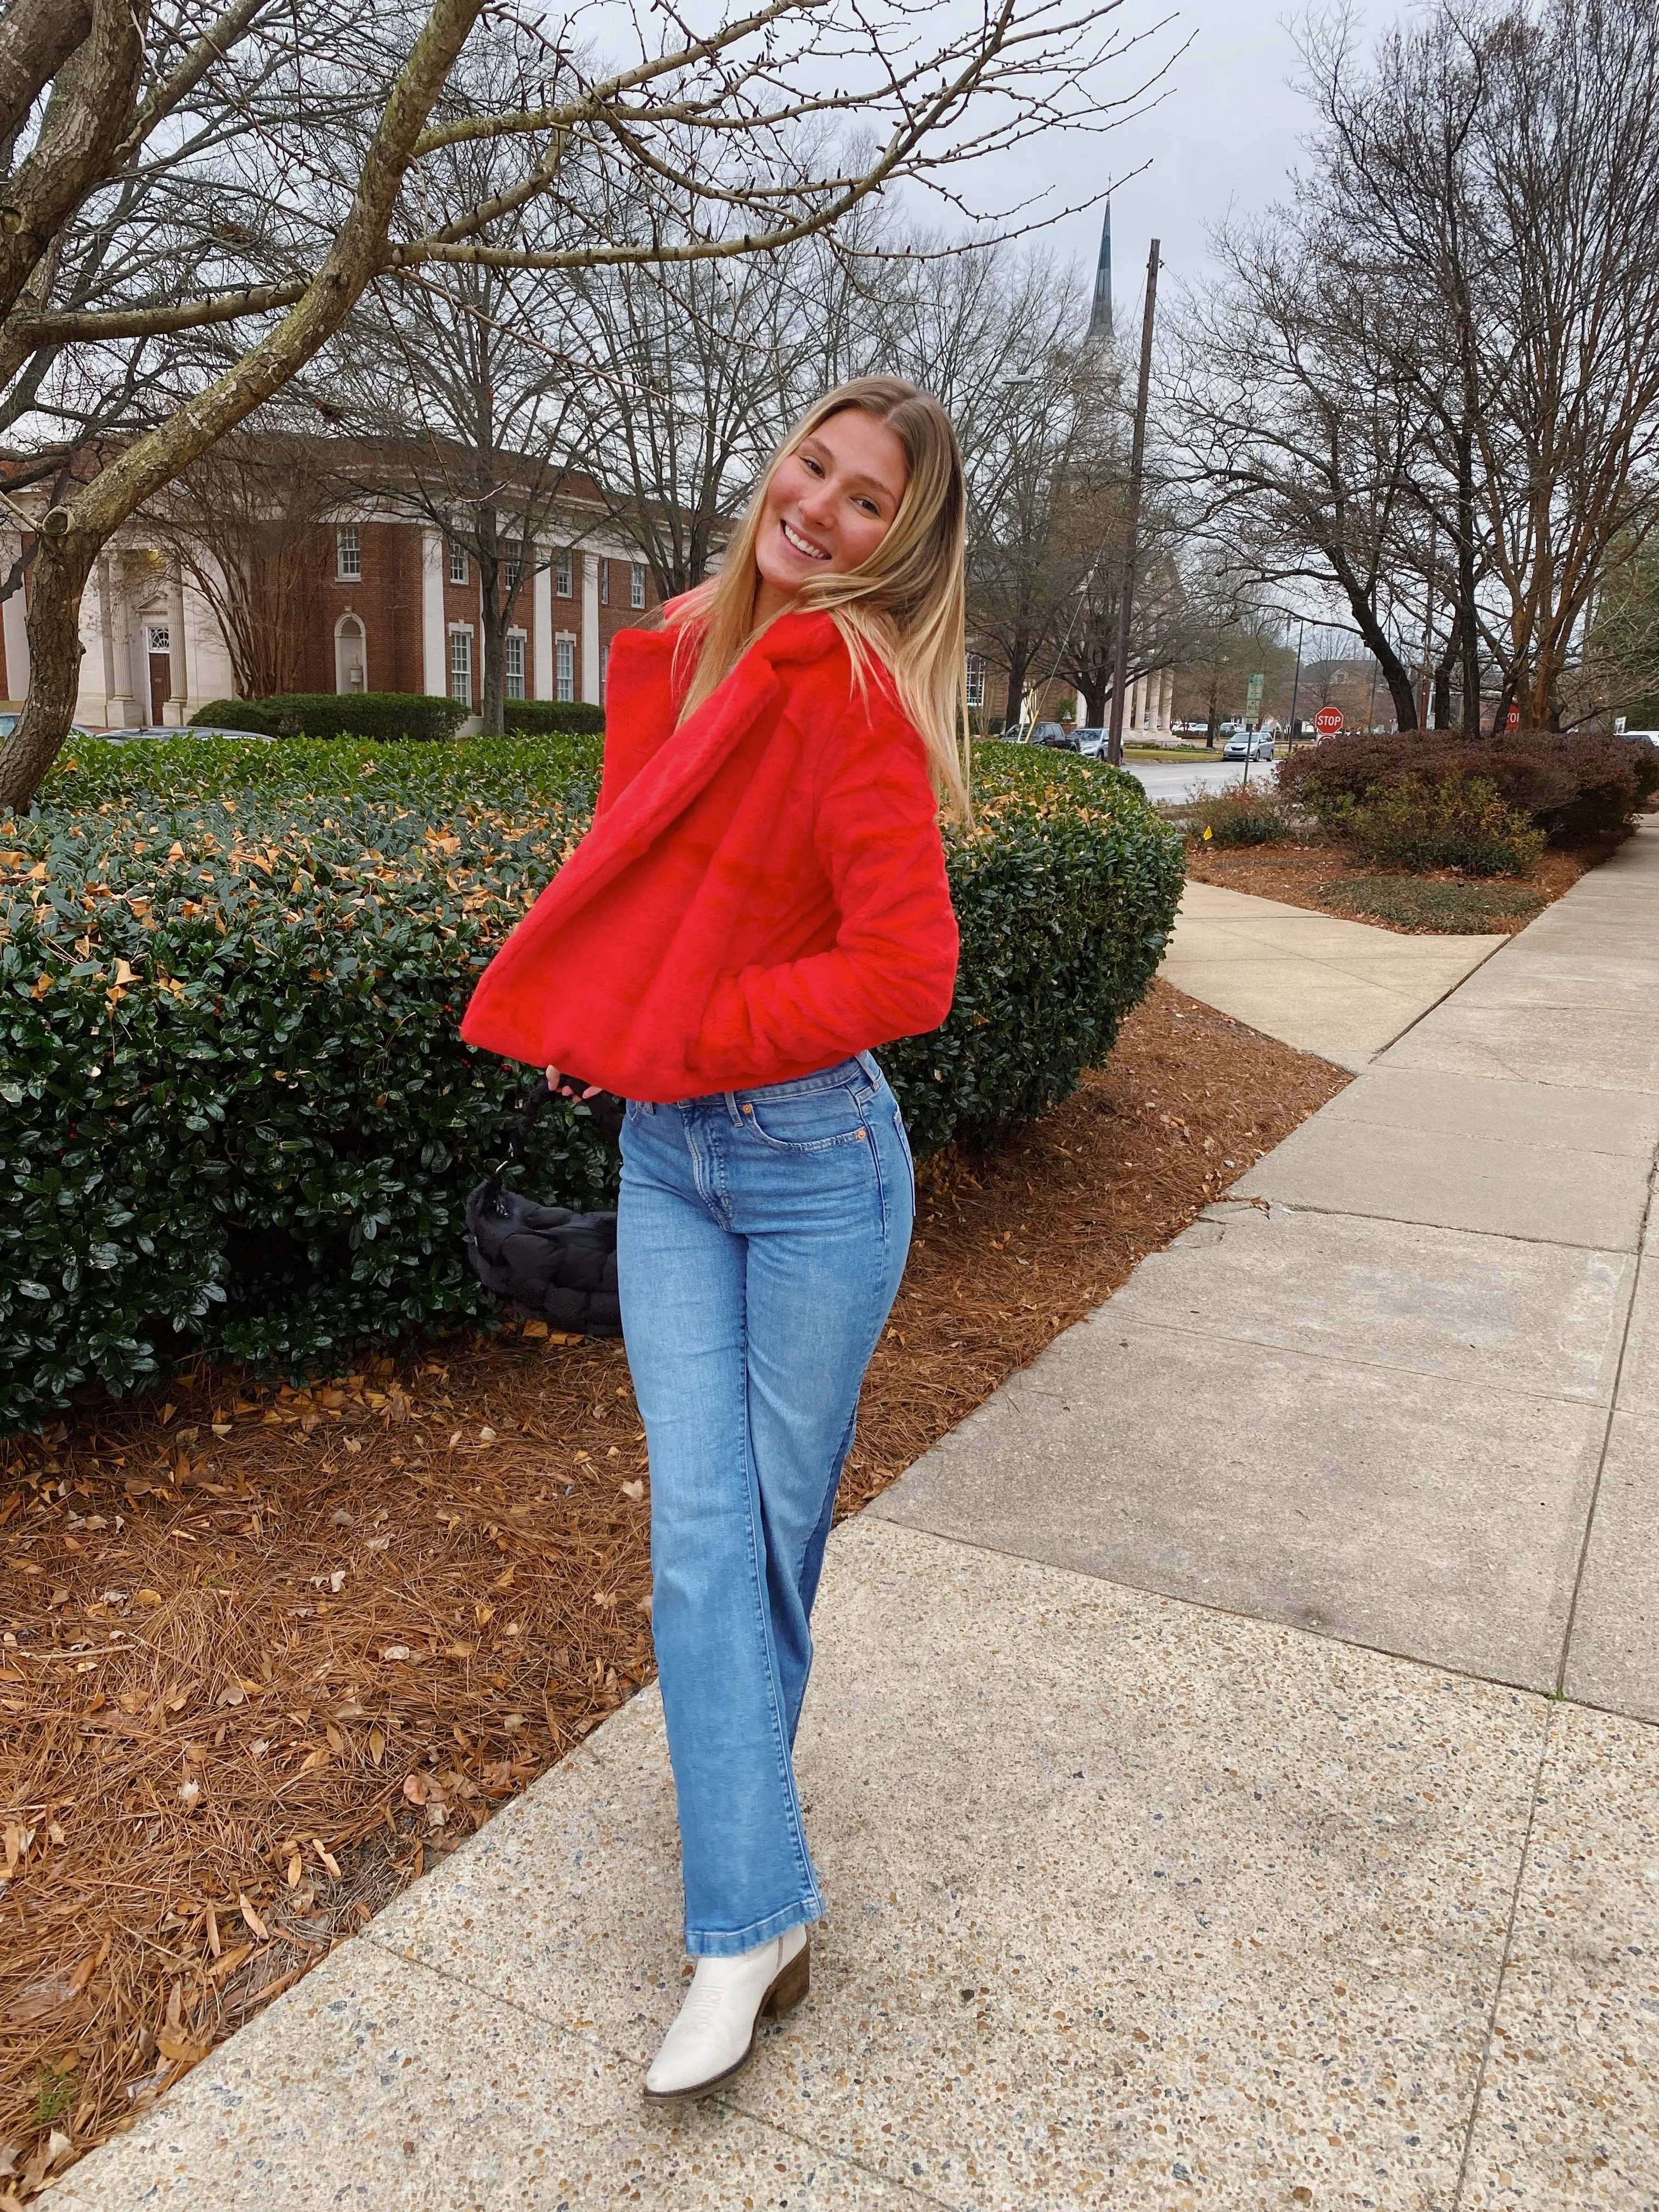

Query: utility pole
<box><xmin>1107</xmin><ymin>238</ymin><xmax>1160</xmax><ymax>770</ymax></box>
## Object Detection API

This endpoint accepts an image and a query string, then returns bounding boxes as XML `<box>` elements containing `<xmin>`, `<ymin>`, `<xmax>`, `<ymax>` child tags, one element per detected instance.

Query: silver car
<box><xmin>1222</xmin><ymin>728</ymin><xmax>1276</xmax><ymax>761</ymax></box>
<box><xmin>100</xmin><ymin>724</ymin><xmax>273</xmax><ymax>744</ymax></box>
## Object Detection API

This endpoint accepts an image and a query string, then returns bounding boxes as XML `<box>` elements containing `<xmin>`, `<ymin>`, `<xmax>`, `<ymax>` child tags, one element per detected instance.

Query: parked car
<box><xmin>0</xmin><ymin>711</ymin><xmax>98</xmax><ymax>745</ymax></box>
<box><xmin>1073</xmin><ymin>726</ymin><xmax>1110</xmax><ymax>758</ymax></box>
<box><xmin>1028</xmin><ymin>721</ymin><xmax>1079</xmax><ymax>751</ymax></box>
<box><xmin>1222</xmin><ymin>727</ymin><xmax>1276</xmax><ymax>761</ymax></box>
<box><xmin>99</xmin><ymin>723</ymin><xmax>274</xmax><ymax>744</ymax></box>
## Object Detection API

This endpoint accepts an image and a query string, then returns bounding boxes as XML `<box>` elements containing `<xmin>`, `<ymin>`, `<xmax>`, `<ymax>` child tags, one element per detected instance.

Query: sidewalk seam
<box><xmin>357</xmin><ymin>1934</ymin><xmax>968</xmax><ymax>2212</ymax></box>
<box><xmin>1555</xmin><ymin>1146</ymin><xmax>1659</xmax><ymax>1697</ymax></box>
<box><xmin>1449</xmin><ymin>1703</ymin><xmax>1558</xmax><ymax>2212</ymax></box>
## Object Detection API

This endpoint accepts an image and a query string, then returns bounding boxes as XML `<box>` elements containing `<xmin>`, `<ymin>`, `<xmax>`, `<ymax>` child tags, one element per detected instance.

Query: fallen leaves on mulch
<box><xmin>0</xmin><ymin>980</ymin><xmax>1346</xmax><ymax>2190</ymax></box>
<box><xmin>1184</xmin><ymin>826</ymin><xmax>1607</xmax><ymax>932</ymax></box>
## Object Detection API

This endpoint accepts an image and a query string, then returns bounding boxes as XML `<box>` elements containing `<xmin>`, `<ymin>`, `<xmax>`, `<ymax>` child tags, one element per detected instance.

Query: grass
<box><xmin>1320</xmin><ymin>875</ymin><xmax>1547</xmax><ymax>931</ymax></box>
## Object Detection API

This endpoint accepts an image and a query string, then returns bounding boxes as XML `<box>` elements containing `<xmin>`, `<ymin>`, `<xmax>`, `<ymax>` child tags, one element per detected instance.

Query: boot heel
<box><xmin>761</xmin><ymin>1942</ymin><xmax>810</xmax><ymax>2019</ymax></box>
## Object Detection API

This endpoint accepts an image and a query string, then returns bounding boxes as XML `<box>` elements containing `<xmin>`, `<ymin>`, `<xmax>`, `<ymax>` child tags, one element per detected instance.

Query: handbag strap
<box><xmin>487</xmin><ymin>1074</ymin><xmax>555</xmax><ymax>1190</ymax></box>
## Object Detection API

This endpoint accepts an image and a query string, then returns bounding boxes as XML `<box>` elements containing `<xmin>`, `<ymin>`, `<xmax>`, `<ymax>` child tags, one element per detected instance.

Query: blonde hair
<box><xmin>670</xmin><ymin>377</ymin><xmax>970</xmax><ymax>819</ymax></box>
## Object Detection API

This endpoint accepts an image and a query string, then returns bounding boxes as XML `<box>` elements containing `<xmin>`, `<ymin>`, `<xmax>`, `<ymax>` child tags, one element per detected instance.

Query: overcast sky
<box><xmin>958</xmin><ymin>0</ymin><xmax>1343</xmax><ymax>332</ymax></box>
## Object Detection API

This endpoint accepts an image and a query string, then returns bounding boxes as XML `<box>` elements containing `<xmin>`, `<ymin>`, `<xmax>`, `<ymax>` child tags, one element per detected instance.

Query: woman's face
<box><xmin>753</xmin><ymin>408</ymin><xmax>909</xmax><ymax>612</ymax></box>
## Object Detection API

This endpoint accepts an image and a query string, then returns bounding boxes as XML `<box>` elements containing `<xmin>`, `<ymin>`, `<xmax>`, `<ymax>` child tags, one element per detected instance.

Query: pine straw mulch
<box><xmin>1183</xmin><ymin>825</ymin><xmax>1611</xmax><ymax>933</ymax></box>
<box><xmin>0</xmin><ymin>980</ymin><xmax>1348</xmax><ymax>2201</ymax></box>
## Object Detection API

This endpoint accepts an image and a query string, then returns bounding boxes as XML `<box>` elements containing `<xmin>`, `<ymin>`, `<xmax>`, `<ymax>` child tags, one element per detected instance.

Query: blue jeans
<box><xmin>617</xmin><ymin>1052</ymin><xmax>914</xmax><ymax>1956</ymax></box>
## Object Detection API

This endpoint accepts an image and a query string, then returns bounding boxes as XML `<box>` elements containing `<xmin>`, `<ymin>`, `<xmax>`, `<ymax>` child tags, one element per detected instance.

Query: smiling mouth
<box><xmin>780</xmin><ymin>518</ymin><xmax>831</xmax><ymax>561</ymax></box>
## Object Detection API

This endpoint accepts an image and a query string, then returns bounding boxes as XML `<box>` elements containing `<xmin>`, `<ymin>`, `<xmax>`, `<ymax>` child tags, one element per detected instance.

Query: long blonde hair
<box><xmin>670</xmin><ymin>377</ymin><xmax>970</xmax><ymax>819</ymax></box>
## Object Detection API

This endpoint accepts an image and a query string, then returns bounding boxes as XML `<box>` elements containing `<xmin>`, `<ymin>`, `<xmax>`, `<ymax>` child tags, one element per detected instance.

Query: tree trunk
<box><xmin>1329</xmin><ymin>544</ymin><xmax>1418</xmax><ymax>730</ymax></box>
<box><xmin>0</xmin><ymin>522</ymin><xmax>93</xmax><ymax>810</ymax></box>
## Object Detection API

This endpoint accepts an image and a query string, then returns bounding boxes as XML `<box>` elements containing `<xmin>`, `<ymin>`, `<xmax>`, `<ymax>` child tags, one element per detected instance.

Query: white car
<box><xmin>1222</xmin><ymin>729</ymin><xmax>1276</xmax><ymax>761</ymax></box>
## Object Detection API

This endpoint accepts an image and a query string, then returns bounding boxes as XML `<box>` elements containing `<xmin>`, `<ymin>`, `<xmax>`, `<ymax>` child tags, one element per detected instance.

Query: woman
<box><xmin>461</xmin><ymin>376</ymin><xmax>966</xmax><ymax>2102</ymax></box>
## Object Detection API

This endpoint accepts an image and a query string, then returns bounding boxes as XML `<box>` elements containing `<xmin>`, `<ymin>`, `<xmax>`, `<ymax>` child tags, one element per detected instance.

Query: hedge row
<box><xmin>190</xmin><ymin>693</ymin><xmax>471</xmax><ymax>742</ymax></box>
<box><xmin>501</xmin><ymin>701</ymin><xmax>606</xmax><ymax>737</ymax></box>
<box><xmin>1278</xmin><ymin>729</ymin><xmax>1659</xmax><ymax>844</ymax></box>
<box><xmin>1</xmin><ymin>738</ymin><xmax>1181</xmax><ymax>1432</ymax></box>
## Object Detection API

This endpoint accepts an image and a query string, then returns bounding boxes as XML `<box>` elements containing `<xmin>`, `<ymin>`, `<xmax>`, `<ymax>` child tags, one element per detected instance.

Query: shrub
<box><xmin>1338</xmin><ymin>772</ymin><xmax>1545</xmax><ymax>876</ymax></box>
<box><xmin>1279</xmin><ymin>729</ymin><xmax>1659</xmax><ymax>844</ymax></box>
<box><xmin>1186</xmin><ymin>785</ymin><xmax>1288</xmax><ymax>845</ymax></box>
<box><xmin>1321</xmin><ymin>876</ymin><xmax>1545</xmax><ymax>932</ymax></box>
<box><xmin>501</xmin><ymin>700</ymin><xmax>606</xmax><ymax>737</ymax></box>
<box><xmin>1</xmin><ymin>735</ymin><xmax>1181</xmax><ymax>1431</ymax></box>
<box><xmin>190</xmin><ymin>693</ymin><xmax>471</xmax><ymax>743</ymax></box>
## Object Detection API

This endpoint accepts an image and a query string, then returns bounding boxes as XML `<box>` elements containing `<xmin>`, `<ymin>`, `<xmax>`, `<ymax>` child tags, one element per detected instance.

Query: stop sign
<box><xmin>1314</xmin><ymin>706</ymin><xmax>1343</xmax><ymax>736</ymax></box>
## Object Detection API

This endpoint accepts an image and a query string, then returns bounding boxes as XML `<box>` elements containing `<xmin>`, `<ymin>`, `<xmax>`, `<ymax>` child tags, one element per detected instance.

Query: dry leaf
<box><xmin>295</xmin><ymin>1747</ymin><xmax>328</xmax><ymax>1775</ymax></box>
<box><xmin>178</xmin><ymin>1778</ymin><xmax>202</xmax><ymax>1811</ymax></box>
<box><xmin>238</xmin><ymin>1895</ymin><xmax>269</xmax><ymax>1940</ymax></box>
<box><xmin>156</xmin><ymin>2032</ymin><xmax>211</xmax><ymax>2066</ymax></box>
<box><xmin>368</xmin><ymin>1727</ymin><xmax>386</xmax><ymax>1765</ymax></box>
<box><xmin>286</xmin><ymin>1850</ymin><xmax>302</xmax><ymax>1888</ymax></box>
<box><xmin>313</xmin><ymin>1840</ymin><xmax>341</xmax><ymax>1878</ymax></box>
<box><xmin>402</xmin><ymin>1771</ymin><xmax>428</xmax><ymax>1807</ymax></box>
<box><xmin>478</xmin><ymin>1426</ymin><xmax>496</xmax><ymax>1445</ymax></box>
<box><xmin>619</xmin><ymin>1480</ymin><xmax>645</xmax><ymax>1503</ymax></box>
<box><xmin>382</xmin><ymin>1645</ymin><xmax>411</xmax><ymax>1662</ymax></box>
<box><xmin>520</xmin><ymin>1319</ymin><xmax>549</xmax><ymax>1339</ymax></box>
<box><xmin>133</xmin><ymin>1588</ymin><xmax>162</xmax><ymax>1608</ymax></box>
<box><xmin>490</xmin><ymin>1565</ymin><xmax>515</xmax><ymax>1590</ymax></box>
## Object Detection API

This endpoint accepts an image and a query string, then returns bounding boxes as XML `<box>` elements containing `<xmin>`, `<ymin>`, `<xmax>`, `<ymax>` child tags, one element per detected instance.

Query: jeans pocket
<box><xmin>742</xmin><ymin>1085</ymin><xmax>870</xmax><ymax>1153</ymax></box>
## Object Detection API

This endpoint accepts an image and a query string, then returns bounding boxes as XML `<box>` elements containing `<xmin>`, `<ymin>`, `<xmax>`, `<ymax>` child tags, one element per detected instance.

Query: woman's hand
<box><xmin>545</xmin><ymin>1064</ymin><xmax>603</xmax><ymax>1102</ymax></box>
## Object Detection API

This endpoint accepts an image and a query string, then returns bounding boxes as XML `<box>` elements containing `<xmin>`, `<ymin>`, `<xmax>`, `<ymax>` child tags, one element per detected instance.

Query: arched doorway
<box><xmin>335</xmin><ymin>614</ymin><xmax>366</xmax><ymax>695</ymax></box>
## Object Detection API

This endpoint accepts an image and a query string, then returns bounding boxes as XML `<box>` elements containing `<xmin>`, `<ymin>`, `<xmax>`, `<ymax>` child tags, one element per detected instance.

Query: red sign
<box><xmin>1314</xmin><ymin>706</ymin><xmax>1343</xmax><ymax>736</ymax></box>
<box><xmin>1504</xmin><ymin>704</ymin><xmax>1521</xmax><ymax>730</ymax></box>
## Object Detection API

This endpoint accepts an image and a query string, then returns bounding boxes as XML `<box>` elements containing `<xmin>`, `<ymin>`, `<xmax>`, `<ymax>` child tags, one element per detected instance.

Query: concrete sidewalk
<box><xmin>1158</xmin><ymin>879</ymin><xmax>1503</xmax><ymax>1070</ymax></box>
<box><xmin>59</xmin><ymin>829</ymin><xmax>1659</xmax><ymax>2210</ymax></box>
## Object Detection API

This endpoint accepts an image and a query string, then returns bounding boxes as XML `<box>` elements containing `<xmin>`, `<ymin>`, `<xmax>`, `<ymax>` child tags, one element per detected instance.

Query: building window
<box><xmin>449</xmin><ymin>628</ymin><xmax>471</xmax><ymax>704</ymax></box>
<box><xmin>555</xmin><ymin>634</ymin><xmax>574</xmax><ymax>702</ymax></box>
<box><xmin>448</xmin><ymin>541</ymin><xmax>468</xmax><ymax>586</ymax></box>
<box><xmin>555</xmin><ymin>551</ymin><xmax>572</xmax><ymax>598</ymax></box>
<box><xmin>965</xmin><ymin>652</ymin><xmax>986</xmax><ymax>710</ymax></box>
<box><xmin>146</xmin><ymin>624</ymin><xmax>170</xmax><ymax>653</ymax></box>
<box><xmin>600</xmin><ymin>561</ymin><xmax>609</xmax><ymax>607</ymax></box>
<box><xmin>505</xmin><ymin>634</ymin><xmax>525</xmax><ymax>700</ymax></box>
<box><xmin>630</xmin><ymin>562</ymin><xmax>647</xmax><ymax>610</ymax></box>
<box><xmin>336</xmin><ymin>524</ymin><xmax>361</xmax><ymax>580</ymax></box>
<box><xmin>504</xmin><ymin>545</ymin><xmax>522</xmax><ymax>595</ymax></box>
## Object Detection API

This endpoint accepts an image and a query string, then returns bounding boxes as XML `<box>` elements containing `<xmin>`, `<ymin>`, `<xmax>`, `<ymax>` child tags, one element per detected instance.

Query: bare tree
<box><xmin>148</xmin><ymin>428</ymin><xmax>343</xmax><ymax>696</ymax></box>
<box><xmin>0</xmin><ymin>0</ymin><xmax>1174</xmax><ymax>809</ymax></box>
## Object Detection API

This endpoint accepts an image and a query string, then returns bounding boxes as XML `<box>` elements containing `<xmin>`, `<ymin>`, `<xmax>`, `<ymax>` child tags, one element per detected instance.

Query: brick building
<box><xmin>0</xmin><ymin>463</ymin><xmax>668</xmax><ymax>726</ymax></box>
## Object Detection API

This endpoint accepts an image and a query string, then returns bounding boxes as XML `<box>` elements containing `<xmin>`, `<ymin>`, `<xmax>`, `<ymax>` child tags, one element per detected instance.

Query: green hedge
<box><xmin>190</xmin><ymin>693</ymin><xmax>471</xmax><ymax>742</ymax></box>
<box><xmin>501</xmin><ymin>701</ymin><xmax>606</xmax><ymax>736</ymax></box>
<box><xmin>0</xmin><ymin>737</ymin><xmax>1180</xmax><ymax>1431</ymax></box>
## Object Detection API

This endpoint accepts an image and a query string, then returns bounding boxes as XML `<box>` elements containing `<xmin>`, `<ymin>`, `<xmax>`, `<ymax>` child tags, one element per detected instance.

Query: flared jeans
<box><xmin>617</xmin><ymin>1052</ymin><xmax>914</xmax><ymax>1956</ymax></box>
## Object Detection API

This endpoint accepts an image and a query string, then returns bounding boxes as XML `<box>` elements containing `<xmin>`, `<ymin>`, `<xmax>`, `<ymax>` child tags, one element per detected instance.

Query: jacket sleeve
<box><xmin>694</xmin><ymin>693</ymin><xmax>959</xmax><ymax>1071</ymax></box>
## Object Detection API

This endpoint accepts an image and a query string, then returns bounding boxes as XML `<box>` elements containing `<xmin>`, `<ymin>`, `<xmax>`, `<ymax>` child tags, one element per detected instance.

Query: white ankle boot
<box><xmin>643</xmin><ymin>1925</ymin><xmax>810</xmax><ymax>2102</ymax></box>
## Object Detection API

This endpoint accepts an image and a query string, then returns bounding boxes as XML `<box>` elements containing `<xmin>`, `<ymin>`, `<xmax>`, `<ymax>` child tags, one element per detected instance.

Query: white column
<box><xmin>532</xmin><ymin>547</ymin><xmax>552</xmax><ymax>700</ymax></box>
<box><xmin>166</xmin><ymin>570</ymin><xmax>190</xmax><ymax>724</ymax></box>
<box><xmin>1157</xmin><ymin>665</ymin><xmax>1172</xmax><ymax>733</ymax></box>
<box><xmin>1129</xmin><ymin>674</ymin><xmax>1144</xmax><ymax>733</ymax></box>
<box><xmin>580</xmin><ymin>553</ymin><xmax>601</xmax><ymax>706</ymax></box>
<box><xmin>121</xmin><ymin>555</ymin><xmax>146</xmax><ymax>709</ymax></box>
<box><xmin>421</xmin><ymin>529</ymin><xmax>446</xmax><ymax>696</ymax></box>
<box><xmin>96</xmin><ymin>558</ymin><xmax>119</xmax><ymax>724</ymax></box>
<box><xmin>2</xmin><ymin>537</ymin><xmax>29</xmax><ymax>703</ymax></box>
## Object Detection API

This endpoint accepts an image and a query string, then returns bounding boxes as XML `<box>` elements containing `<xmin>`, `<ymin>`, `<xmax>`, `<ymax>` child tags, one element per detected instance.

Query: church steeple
<box><xmin>1088</xmin><ymin>199</ymin><xmax>1114</xmax><ymax>340</ymax></box>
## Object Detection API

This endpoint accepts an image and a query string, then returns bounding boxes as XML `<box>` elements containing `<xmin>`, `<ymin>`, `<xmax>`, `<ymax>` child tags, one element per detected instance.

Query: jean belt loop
<box><xmin>854</xmin><ymin>1049</ymin><xmax>882</xmax><ymax>1091</ymax></box>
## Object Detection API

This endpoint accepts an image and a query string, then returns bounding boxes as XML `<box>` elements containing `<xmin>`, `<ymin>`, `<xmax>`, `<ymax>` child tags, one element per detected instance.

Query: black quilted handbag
<box><xmin>464</xmin><ymin>1078</ymin><xmax>626</xmax><ymax>1338</ymax></box>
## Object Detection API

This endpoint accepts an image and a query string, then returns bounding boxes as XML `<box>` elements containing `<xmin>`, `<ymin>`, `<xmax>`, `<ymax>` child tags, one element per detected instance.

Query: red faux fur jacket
<box><xmin>459</xmin><ymin>606</ymin><xmax>959</xmax><ymax>1101</ymax></box>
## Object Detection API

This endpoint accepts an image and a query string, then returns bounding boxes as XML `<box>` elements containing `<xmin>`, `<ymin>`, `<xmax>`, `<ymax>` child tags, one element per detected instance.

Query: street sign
<box><xmin>1245</xmin><ymin>672</ymin><xmax>1264</xmax><ymax>720</ymax></box>
<box><xmin>1314</xmin><ymin>706</ymin><xmax>1343</xmax><ymax>736</ymax></box>
<box><xmin>1504</xmin><ymin>704</ymin><xmax>1521</xmax><ymax>731</ymax></box>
